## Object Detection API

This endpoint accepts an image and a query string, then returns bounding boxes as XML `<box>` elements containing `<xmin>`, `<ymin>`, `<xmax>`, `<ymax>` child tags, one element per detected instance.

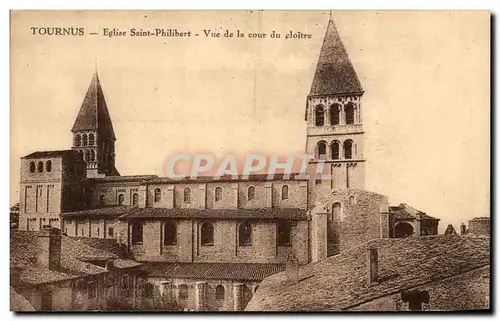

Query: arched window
<box><xmin>154</xmin><ymin>188</ymin><xmax>161</xmax><ymax>202</ymax></box>
<box><xmin>78</xmin><ymin>150</ymin><xmax>84</xmax><ymax>160</ymax></box>
<box><xmin>343</xmin><ymin>140</ymin><xmax>353</xmax><ymax>159</ymax></box>
<box><xmin>164</xmin><ymin>219</ymin><xmax>177</xmax><ymax>245</ymax></box>
<box><xmin>179</xmin><ymin>284</ymin><xmax>188</xmax><ymax>300</ymax></box>
<box><xmin>89</xmin><ymin>133</ymin><xmax>95</xmax><ymax>146</ymax></box>
<box><xmin>331</xmin><ymin>141</ymin><xmax>340</xmax><ymax>160</ymax></box>
<box><xmin>84</xmin><ymin>150</ymin><xmax>90</xmax><ymax>162</ymax></box>
<box><xmin>132</xmin><ymin>193</ymin><xmax>139</xmax><ymax>206</ymax></box>
<box><xmin>238</xmin><ymin>221</ymin><xmax>252</xmax><ymax>246</ymax></box>
<box><xmin>281</xmin><ymin>185</ymin><xmax>289</xmax><ymax>200</ymax></box>
<box><xmin>215</xmin><ymin>285</ymin><xmax>225</xmax><ymax>300</ymax></box>
<box><xmin>90</xmin><ymin>150</ymin><xmax>96</xmax><ymax>162</ymax></box>
<box><xmin>201</xmin><ymin>221</ymin><xmax>214</xmax><ymax>246</ymax></box>
<box><xmin>82</xmin><ymin>134</ymin><xmax>88</xmax><ymax>146</ymax></box>
<box><xmin>29</xmin><ymin>161</ymin><xmax>36</xmax><ymax>173</ymax></box>
<box><xmin>247</xmin><ymin>186</ymin><xmax>255</xmax><ymax>201</ymax></box>
<box><xmin>345</xmin><ymin>103</ymin><xmax>355</xmax><ymax>125</ymax></box>
<box><xmin>184</xmin><ymin>188</ymin><xmax>191</xmax><ymax>204</ymax></box>
<box><xmin>315</xmin><ymin>105</ymin><xmax>325</xmax><ymax>126</ymax></box>
<box><xmin>118</xmin><ymin>194</ymin><xmax>125</xmax><ymax>205</ymax></box>
<box><xmin>330</xmin><ymin>104</ymin><xmax>341</xmax><ymax>125</ymax></box>
<box><xmin>131</xmin><ymin>221</ymin><xmax>143</xmax><ymax>245</ymax></box>
<box><xmin>37</xmin><ymin>161</ymin><xmax>44</xmax><ymax>173</ymax></box>
<box><xmin>75</xmin><ymin>134</ymin><xmax>82</xmax><ymax>147</ymax></box>
<box><xmin>45</xmin><ymin>160</ymin><xmax>52</xmax><ymax>172</ymax></box>
<box><xmin>215</xmin><ymin>187</ymin><xmax>222</xmax><ymax>202</ymax></box>
<box><xmin>317</xmin><ymin>141</ymin><xmax>327</xmax><ymax>159</ymax></box>
<box><xmin>277</xmin><ymin>220</ymin><xmax>291</xmax><ymax>246</ymax></box>
<box><xmin>348</xmin><ymin>195</ymin><xmax>356</xmax><ymax>205</ymax></box>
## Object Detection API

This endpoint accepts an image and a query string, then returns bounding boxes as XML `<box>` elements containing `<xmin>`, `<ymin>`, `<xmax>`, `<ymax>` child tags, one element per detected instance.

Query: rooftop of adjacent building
<box><xmin>246</xmin><ymin>234</ymin><xmax>490</xmax><ymax>311</ymax></box>
<box><xmin>10</xmin><ymin>229</ymin><xmax>140</xmax><ymax>286</ymax></box>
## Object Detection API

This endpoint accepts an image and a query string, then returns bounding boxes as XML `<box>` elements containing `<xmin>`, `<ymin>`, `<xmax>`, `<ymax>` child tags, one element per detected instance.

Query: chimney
<box><xmin>37</xmin><ymin>227</ymin><xmax>62</xmax><ymax>271</ymax></box>
<box><xmin>366</xmin><ymin>248</ymin><xmax>378</xmax><ymax>287</ymax></box>
<box><xmin>286</xmin><ymin>253</ymin><xmax>299</xmax><ymax>284</ymax></box>
<box><xmin>460</xmin><ymin>223</ymin><xmax>467</xmax><ymax>235</ymax></box>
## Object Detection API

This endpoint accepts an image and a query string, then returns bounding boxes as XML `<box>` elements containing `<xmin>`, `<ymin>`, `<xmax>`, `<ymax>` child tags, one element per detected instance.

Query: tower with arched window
<box><xmin>305</xmin><ymin>17</ymin><xmax>365</xmax><ymax>190</ymax></box>
<box><xmin>71</xmin><ymin>71</ymin><xmax>119</xmax><ymax>178</ymax></box>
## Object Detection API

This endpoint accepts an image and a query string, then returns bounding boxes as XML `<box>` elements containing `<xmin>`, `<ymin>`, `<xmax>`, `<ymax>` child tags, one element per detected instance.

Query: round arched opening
<box><xmin>394</xmin><ymin>222</ymin><xmax>414</xmax><ymax>238</ymax></box>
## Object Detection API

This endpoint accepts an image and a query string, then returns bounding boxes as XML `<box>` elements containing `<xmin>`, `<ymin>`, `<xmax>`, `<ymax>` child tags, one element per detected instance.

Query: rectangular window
<box><xmin>88</xmin><ymin>282</ymin><xmax>97</xmax><ymax>300</ymax></box>
<box><xmin>277</xmin><ymin>220</ymin><xmax>292</xmax><ymax>246</ymax></box>
<box><xmin>108</xmin><ymin>227</ymin><xmax>114</xmax><ymax>237</ymax></box>
<box><xmin>121</xmin><ymin>275</ymin><xmax>129</xmax><ymax>289</ymax></box>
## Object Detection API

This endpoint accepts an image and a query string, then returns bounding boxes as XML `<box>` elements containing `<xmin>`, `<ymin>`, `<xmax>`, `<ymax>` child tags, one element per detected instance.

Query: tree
<box><xmin>10</xmin><ymin>203</ymin><xmax>20</xmax><ymax>229</ymax></box>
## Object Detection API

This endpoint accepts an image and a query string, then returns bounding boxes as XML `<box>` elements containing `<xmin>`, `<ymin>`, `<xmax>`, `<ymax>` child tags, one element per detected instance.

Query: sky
<box><xmin>10</xmin><ymin>11</ymin><xmax>490</xmax><ymax>232</ymax></box>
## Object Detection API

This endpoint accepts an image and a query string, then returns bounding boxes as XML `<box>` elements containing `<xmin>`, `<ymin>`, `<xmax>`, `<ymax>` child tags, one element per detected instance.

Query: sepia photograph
<box><xmin>9</xmin><ymin>10</ymin><xmax>490</xmax><ymax>312</ymax></box>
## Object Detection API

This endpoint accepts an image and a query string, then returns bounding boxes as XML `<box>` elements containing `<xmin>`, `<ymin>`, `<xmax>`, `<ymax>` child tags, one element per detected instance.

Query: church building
<box><xmin>16</xmin><ymin>17</ymin><xmax>439</xmax><ymax>311</ymax></box>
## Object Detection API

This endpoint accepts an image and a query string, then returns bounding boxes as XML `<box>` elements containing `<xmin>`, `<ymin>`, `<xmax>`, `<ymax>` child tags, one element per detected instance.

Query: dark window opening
<box><xmin>315</xmin><ymin>106</ymin><xmax>325</xmax><ymax>126</ymax></box>
<box><xmin>281</xmin><ymin>185</ymin><xmax>289</xmax><ymax>200</ymax></box>
<box><xmin>99</xmin><ymin>194</ymin><xmax>105</xmax><ymax>205</ymax></box>
<box><xmin>108</xmin><ymin>227</ymin><xmax>114</xmax><ymax>237</ymax></box>
<box><xmin>131</xmin><ymin>221</ymin><xmax>143</xmax><ymax>245</ymax></box>
<box><xmin>29</xmin><ymin>161</ymin><xmax>36</xmax><ymax>173</ymax></box>
<box><xmin>317</xmin><ymin>141</ymin><xmax>327</xmax><ymax>159</ymax></box>
<box><xmin>215</xmin><ymin>285</ymin><xmax>225</xmax><ymax>300</ymax></box>
<box><xmin>343</xmin><ymin>140</ymin><xmax>353</xmax><ymax>160</ymax></box>
<box><xmin>37</xmin><ymin>161</ymin><xmax>44</xmax><ymax>173</ymax></box>
<box><xmin>144</xmin><ymin>283</ymin><xmax>154</xmax><ymax>298</ymax></box>
<box><xmin>247</xmin><ymin>186</ymin><xmax>255</xmax><ymax>201</ymax></box>
<box><xmin>82</xmin><ymin>134</ymin><xmax>88</xmax><ymax>146</ymax></box>
<box><xmin>75</xmin><ymin>134</ymin><xmax>82</xmax><ymax>147</ymax></box>
<box><xmin>330</xmin><ymin>104</ymin><xmax>341</xmax><ymax>125</ymax></box>
<box><xmin>277</xmin><ymin>220</ymin><xmax>292</xmax><ymax>246</ymax></box>
<box><xmin>238</xmin><ymin>221</ymin><xmax>252</xmax><ymax>246</ymax></box>
<box><xmin>215</xmin><ymin>187</ymin><xmax>223</xmax><ymax>202</ymax></box>
<box><xmin>331</xmin><ymin>141</ymin><xmax>340</xmax><ymax>160</ymax></box>
<box><xmin>45</xmin><ymin>161</ymin><xmax>52</xmax><ymax>172</ymax></box>
<box><xmin>164</xmin><ymin>219</ymin><xmax>177</xmax><ymax>245</ymax></box>
<box><xmin>154</xmin><ymin>188</ymin><xmax>161</xmax><ymax>202</ymax></box>
<box><xmin>184</xmin><ymin>188</ymin><xmax>191</xmax><ymax>203</ymax></box>
<box><xmin>132</xmin><ymin>193</ymin><xmax>139</xmax><ymax>206</ymax></box>
<box><xmin>118</xmin><ymin>193</ymin><xmax>125</xmax><ymax>205</ymax></box>
<box><xmin>201</xmin><ymin>221</ymin><xmax>214</xmax><ymax>246</ymax></box>
<box><xmin>345</xmin><ymin>103</ymin><xmax>355</xmax><ymax>124</ymax></box>
<box><xmin>89</xmin><ymin>133</ymin><xmax>95</xmax><ymax>146</ymax></box>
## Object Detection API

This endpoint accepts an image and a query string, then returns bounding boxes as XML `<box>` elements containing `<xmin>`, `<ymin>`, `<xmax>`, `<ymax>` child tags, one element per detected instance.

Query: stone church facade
<box><xmin>17</xmin><ymin>18</ymin><xmax>439</xmax><ymax>311</ymax></box>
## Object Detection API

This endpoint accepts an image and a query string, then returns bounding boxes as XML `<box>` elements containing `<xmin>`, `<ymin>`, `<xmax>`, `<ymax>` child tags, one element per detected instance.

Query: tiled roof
<box><xmin>144</xmin><ymin>263</ymin><xmax>285</xmax><ymax>281</ymax></box>
<box><xmin>22</xmin><ymin>149</ymin><xmax>79</xmax><ymax>159</ymax></box>
<box><xmin>119</xmin><ymin>207</ymin><xmax>308</xmax><ymax>220</ymax></box>
<box><xmin>309</xmin><ymin>18</ymin><xmax>363</xmax><ymax>96</ymax></box>
<box><xmin>246</xmin><ymin>235</ymin><xmax>490</xmax><ymax>311</ymax></box>
<box><xmin>92</xmin><ymin>175</ymin><xmax>158</xmax><ymax>183</ymax></box>
<box><xmin>11</xmin><ymin>230</ymin><xmax>140</xmax><ymax>285</ymax></box>
<box><xmin>19</xmin><ymin>266</ymin><xmax>79</xmax><ymax>285</ymax></box>
<box><xmin>389</xmin><ymin>203</ymin><xmax>439</xmax><ymax>221</ymax></box>
<box><xmin>72</xmin><ymin>72</ymin><xmax>116</xmax><ymax>139</ymax></box>
<box><xmin>70</xmin><ymin>237</ymin><xmax>128</xmax><ymax>257</ymax></box>
<box><xmin>113</xmin><ymin>259</ymin><xmax>143</xmax><ymax>269</ymax></box>
<box><xmin>61</xmin><ymin>206</ymin><xmax>136</xmax><ymax>218</ymax></box>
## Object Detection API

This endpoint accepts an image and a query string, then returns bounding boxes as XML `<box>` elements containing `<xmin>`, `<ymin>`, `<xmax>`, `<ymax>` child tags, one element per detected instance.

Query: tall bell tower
<box><xmin>71</xmin><ymin>71</ymin><xmax>119</xmax><ymax>178</ymax></box>
<box><xmin>305</xmin><ymin>17</ymin><xmax>365</xmax><ymax>190</ymax></box>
